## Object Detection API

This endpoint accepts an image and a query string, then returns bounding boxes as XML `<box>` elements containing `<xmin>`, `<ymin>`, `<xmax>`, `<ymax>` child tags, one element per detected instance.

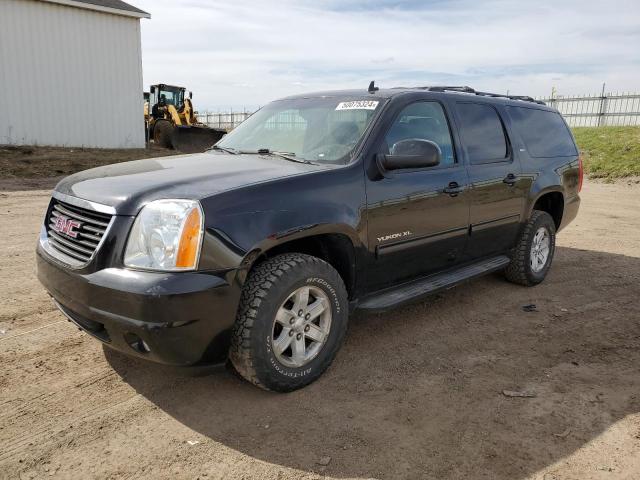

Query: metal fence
<box><xmin>537</xmin><ymin>91</ymin><xmax>640</xmax><ymax>127</ymax></box>
<box><xmin>196</xmin><ymin>110</ymin><xmax>253</xmax><ymax>131</ymax></box>
<box><xmin>198</xmin><ymin>90</ymin><xmax>640</xmax><ymax>130</ymax></box>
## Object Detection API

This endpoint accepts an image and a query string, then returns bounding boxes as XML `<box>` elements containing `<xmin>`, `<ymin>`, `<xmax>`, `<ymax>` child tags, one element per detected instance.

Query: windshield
<box><xmin>156</xmin><ymin>87</ymin><xmax>184</xmax><ymax>107</ymax></box>
<box><xmin>216</xmin><ymin>97</ymin><xmax>385</xmax><ymax>164</ymax></box>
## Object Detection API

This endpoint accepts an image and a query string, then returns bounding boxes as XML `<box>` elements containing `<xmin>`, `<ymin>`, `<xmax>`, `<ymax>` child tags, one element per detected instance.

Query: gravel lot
<box><xmin>1</xmin><ymin>179</ymin><xmax>639</xmax><ymax>480</ymax></box>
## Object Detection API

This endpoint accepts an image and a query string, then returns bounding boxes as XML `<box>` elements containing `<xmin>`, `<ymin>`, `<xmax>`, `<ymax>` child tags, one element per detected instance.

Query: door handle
<box><xmin>503</xmin><ymin>173</ymin><xmax>517</xmax><ymax>186</ymax></box>
<box><xmin>443</xmin><ymin>182</ymin><xmax>464</xmax><ymax>197</ymax></box>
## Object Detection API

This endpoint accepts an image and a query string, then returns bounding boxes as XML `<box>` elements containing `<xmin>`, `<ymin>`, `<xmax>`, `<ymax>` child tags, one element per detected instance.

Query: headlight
<box><xmin>124</xmin><ymin>199</ymin><xmax>204</xmax><ymax>271</ymax></box>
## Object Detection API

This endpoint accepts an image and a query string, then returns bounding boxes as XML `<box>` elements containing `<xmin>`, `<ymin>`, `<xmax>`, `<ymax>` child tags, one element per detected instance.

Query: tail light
<box><xmin>578</xmin><ymin>154</ymin><xmax>584</xmax><ymax>192</ymax></box>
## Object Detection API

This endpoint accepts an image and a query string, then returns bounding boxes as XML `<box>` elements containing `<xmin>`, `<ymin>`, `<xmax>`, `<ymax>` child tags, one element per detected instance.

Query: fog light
<box><xmin>124</xmin><ymin>332</ymin><xmax>151</xmax><ymax>354</ymax></box>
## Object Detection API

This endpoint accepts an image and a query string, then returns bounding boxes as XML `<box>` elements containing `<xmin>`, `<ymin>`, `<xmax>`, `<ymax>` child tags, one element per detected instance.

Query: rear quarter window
<box><xmin>506</xmin><ymin>106</ymin><xmax>577</xmax><ymax>157</ymax></box>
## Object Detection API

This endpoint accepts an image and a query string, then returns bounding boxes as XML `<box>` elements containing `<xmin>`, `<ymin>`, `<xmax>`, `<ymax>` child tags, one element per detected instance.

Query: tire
<box><xmin>153</xmin><ymin>120</ymin><xmax>174</xmax><ymax>149</ymax></box>
<box><xmin>230</xmin><ymin>253</ymin><xmax>349</xmax><ymax>392</ymax></box>
<box><xmin>505</xmin><ymin>210</ymin><xmax>556</xmax><ymax>286</ymax></box>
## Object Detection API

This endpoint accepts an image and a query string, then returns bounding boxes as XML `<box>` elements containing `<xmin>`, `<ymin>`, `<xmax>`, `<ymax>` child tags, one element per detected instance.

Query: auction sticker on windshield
<box><xmin>335</xmin><ymin>100</ymin><xmax>379</xmax><ymax>110</ymax></box>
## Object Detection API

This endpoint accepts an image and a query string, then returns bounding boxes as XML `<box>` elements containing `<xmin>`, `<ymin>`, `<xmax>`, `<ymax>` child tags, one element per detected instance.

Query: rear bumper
<box><xmin>559</xmin><ymin>193</ymin><xmax>580</xmax><ymax>232</ymax></box>
<box><xmin>36</xmin><ymin>248</ymin><xmax>241</xmax><ymax>366</ymax></box>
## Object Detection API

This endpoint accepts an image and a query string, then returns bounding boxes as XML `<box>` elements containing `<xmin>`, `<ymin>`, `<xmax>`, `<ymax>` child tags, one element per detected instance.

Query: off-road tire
<box><xmin>229</xmin><ymin>253</ymin><xmax>349</xmax><ymax>392</ymax></box>
<box><xmin>153</xmin><ymin>120</ymin><xmax>174</xmax><ymax>149</ymax></box>
<box><xmin>505</xmin><ymin>210</ymin><xmax>556</xmax><ymax>286</ymax></box>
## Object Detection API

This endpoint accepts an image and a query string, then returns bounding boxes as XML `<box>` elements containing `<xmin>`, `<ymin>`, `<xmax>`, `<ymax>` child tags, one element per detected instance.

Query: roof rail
<box><xmin>476</xmin><ymin>91</ymin><xmax>546</xmax><ymax>105</ymax></box>
<box><xmin>422</xmin><ymin>86</ymin><xmax>476</xmax><ymax>93</ymax></box>
<box><xmin>409</xmin><ymin>86</ymin><xmax>546</xmax><ymax>105</ymax></box>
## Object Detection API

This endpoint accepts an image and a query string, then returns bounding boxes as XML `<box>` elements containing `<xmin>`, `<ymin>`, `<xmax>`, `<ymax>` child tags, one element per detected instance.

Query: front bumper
<box><xmin>36</xmin><ymin>248</ymin><xmax>242</xmax><ymax>366</ymax></box>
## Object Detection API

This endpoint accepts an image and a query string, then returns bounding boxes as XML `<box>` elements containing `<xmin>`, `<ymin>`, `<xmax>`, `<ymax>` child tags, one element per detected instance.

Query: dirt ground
<box><xmin>0</xmin><ymin>145</ymin><xmax>178</xmax><ymax>180</ymax></box>
<box><xmin>1</xmin><ymin>179</ymin><xmax>639</xmax><ymax>480</ymax></box>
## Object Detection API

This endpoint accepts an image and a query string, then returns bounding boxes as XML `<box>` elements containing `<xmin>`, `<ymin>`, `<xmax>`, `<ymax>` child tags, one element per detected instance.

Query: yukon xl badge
<box><xmin>52</xmin><ymin>215</ymin><xmax>81</xmax><ymax>238</ymax></box>
<box><xmin>377</xmin><ymin>231</ymin><xmax>412</xmax><ymax>243</ymax></box>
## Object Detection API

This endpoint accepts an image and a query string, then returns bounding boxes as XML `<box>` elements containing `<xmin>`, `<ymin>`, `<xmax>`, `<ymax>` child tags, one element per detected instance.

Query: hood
<box><xmin>55</xmin><ymin>152</ymin><xmax>329</xmax><ymax>215</ymax></box>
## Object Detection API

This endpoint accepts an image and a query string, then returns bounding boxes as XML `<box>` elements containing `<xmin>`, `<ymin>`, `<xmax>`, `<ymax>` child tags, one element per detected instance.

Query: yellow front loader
<box><xmin>146</xmin><ymin>84</ymin><xmax>226</xmax><ymax>153</ymax></box>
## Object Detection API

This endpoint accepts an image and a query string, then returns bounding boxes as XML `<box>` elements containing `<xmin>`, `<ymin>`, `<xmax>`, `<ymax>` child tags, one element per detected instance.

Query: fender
<box><xmin>200</xmin><ymin>219</ymin><xmax>362</xmax><ymax>271</ymax></box>
<box><xmin>520</xmin><ymin>155</ymin><xmax>580</xmax><ymax>221</ymax></box>
<box><xmin>197</xmin><ymin>162</ymin><xmax>368</xmax><ymax>282</ymax></box>
<box><xmin>240</xmin><ymin>221</ymin><xmax>362</xmax><ymax>270</ymax></box>
<box><xmin>525</xmin><ymin>185</ymin><xmax>565</xmax><ymax>220</ymax></box>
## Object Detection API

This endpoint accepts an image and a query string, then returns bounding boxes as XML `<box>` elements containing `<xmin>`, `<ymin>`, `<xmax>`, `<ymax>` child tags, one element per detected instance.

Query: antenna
<box><xmin>368</xmin><ymin>81</ymin><xmax>379</xmax><ymax>93</ymax></box>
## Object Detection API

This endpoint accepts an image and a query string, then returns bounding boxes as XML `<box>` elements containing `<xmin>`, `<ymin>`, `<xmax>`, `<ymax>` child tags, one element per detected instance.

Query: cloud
<box><xmin>135</xmin><ymin>0</ymin><xmax>640</xmax><ymax>109</ymax></box>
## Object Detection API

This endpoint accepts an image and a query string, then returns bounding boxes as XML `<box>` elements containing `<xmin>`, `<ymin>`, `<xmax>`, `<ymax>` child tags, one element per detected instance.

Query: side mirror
<box><xmin>189</xmin><ymin>91</ymin><xmax>193</xmax><ymax>99</ymax></box>
<box><xmin>150</xmin><ymin>86</ymin><xmax>155</xmax><ymax>93</ymax></box>
<box><xmin>380</xmin><ymin>139</ymin><xmax>441</xmax><ymax>170</ymax></box>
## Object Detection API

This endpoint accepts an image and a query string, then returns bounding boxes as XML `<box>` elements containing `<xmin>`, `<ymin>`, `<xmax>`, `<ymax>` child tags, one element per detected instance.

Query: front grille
<box><xmin>45</xmin><ymin>199</ymin><xmax>113</xmax><ymax>265</ymax></box>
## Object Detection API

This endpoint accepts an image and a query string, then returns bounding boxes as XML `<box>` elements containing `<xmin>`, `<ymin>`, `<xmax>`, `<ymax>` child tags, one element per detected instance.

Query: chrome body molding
<box><xmin>52</xmin><ymin>191</ymin><xmax>117</xmax><ymax>215</ymax></box>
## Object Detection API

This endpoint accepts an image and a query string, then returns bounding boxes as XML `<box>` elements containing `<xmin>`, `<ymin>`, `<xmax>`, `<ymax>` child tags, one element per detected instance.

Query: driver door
<box><xmin>365</xmin><ymin>100</ymin><xmax>470</xmax><ymax>291</ymax></box>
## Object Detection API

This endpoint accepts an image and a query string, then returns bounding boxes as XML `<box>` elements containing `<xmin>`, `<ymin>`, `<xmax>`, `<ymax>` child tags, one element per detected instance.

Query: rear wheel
<box><xmin>230</xmin><ymin>253</ymin><xmax>348</xmax><ymax>392</ymax></box>
<box><xmin>505</xmin><ymin>210</ymin><xmax>556</xmax><ymax>286</ymax></box>
<box><xmin>153</xmin><ymin>119</ymin><xmax>174</xmax><ymax>149</ymax></box>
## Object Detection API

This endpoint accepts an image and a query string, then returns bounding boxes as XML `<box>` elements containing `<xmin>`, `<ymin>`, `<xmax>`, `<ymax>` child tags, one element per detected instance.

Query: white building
<box><xmin>0</xmin><ymin>0</ymin><xmax>150</xmax><ymax>149</ymax></box>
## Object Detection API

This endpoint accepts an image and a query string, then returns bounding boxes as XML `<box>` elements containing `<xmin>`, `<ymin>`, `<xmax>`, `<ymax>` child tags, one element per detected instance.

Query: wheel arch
<box><xmin>239</xmin><ymin>229</ymin><xmax>359</xmax><ymax>299</ymax></box>
<box><xmin>528</xmin><ymin>188</ymin><xmax>565</xmax><ymax>230</ymax></box>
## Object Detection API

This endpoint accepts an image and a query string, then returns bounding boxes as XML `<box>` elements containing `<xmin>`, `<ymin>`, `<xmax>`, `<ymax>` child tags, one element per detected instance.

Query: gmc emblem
<box><xmin>53</xmin><ymin>215</ymin><xmax>81</xmax><ymax>238</ymax></box>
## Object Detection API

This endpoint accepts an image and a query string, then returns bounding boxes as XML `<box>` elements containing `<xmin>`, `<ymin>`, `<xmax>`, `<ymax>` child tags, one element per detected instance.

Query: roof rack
<box><xmin>410</xmin><ymin>86</ymin><xmax>546</xmax><ymax>105</ymax></box>
<box><xmin>421</xmin><ymin>86</ymin><xmax>476</xmax><ymax>93</ymax></box>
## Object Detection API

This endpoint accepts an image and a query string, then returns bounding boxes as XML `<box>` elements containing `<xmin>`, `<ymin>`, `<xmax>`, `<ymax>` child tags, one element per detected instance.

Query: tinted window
<box><xmin>384</xmin><ymin>102</ymin><xmax>455</xmax><ymax>166</ymax></box>
<box><xmin>507</xmin><ymin>107</ymin><xmax>578</xmax><ymax>157</ymax></box>
<box><xmin>456</xmin><ymin>103</ymin><xmax>508</xmax><ymax>163</ymax></box>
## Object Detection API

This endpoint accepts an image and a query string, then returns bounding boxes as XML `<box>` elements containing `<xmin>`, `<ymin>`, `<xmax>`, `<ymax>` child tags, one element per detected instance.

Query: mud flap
<box><xmin>171</xmin><ymin>126</ymin><xmax>227</xmax><ymax>153</ymax></box>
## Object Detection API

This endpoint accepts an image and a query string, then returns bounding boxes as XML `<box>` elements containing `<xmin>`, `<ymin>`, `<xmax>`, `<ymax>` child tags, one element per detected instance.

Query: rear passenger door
<box><xmin>454</xmin><ymin>102</ymin><xmax>524</xmax><ymax>258</ymax></box>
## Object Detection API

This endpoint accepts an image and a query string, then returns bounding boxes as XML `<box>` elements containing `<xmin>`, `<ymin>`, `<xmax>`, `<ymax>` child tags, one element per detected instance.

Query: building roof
<box><xmin>41</xmin><ymin>0</ymin><xmax>150</xmax><ymax>18</ymax></box>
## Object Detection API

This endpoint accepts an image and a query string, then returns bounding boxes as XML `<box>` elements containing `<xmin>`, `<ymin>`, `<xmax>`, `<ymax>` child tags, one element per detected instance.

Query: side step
<box><xmin>358</xmin><ymin>255</ymin><xmax>510</xmax><ymax>312</ymax></box>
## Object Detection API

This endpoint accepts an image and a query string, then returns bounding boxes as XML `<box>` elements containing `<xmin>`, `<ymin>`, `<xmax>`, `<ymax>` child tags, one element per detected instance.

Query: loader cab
<box><xmin>150</xmin><ymin>84</ymin><xmax>186</xmax><ymax>109</ymax></box>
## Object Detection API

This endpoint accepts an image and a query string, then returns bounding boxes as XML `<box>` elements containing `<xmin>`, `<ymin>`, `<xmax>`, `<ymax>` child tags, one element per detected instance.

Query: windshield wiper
<box><xmin>255</xmin><ymin>148</ymin><xmax>316</xmax><ymax>165</ymax></box>
<box><xmin>208</xmin><ymin>145</ymin><xmax>239</xmax><ymax>154</ymax></box>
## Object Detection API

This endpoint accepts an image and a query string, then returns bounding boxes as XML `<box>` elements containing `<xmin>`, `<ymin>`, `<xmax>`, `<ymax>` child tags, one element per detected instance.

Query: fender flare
<box><xmin>233</xmin><ymin>222</ymin><xmax>362</xmax><ymax>288</ymax></box>
<box><xmin>525</xmin><ymin>186</ymin><xmax>565</xmax><ymax>220</ymax></box>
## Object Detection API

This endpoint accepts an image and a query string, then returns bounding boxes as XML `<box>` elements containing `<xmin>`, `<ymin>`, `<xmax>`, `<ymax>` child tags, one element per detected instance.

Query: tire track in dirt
<box><xmin>0</xmin><ymin>392</ymin><xmax>143</xmax><ymax>465</ymax></box>
<box><xmin>1</xmin><ymin>180</ymin><xmax>640</xmax><ymax>480</ymax></box>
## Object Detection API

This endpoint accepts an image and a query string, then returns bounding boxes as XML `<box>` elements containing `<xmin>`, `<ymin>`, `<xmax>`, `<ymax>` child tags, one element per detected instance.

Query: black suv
<box><xmin>37</xmin><ymin>85</ymin><xmax>582</xmax><ymax>391</ymax></box>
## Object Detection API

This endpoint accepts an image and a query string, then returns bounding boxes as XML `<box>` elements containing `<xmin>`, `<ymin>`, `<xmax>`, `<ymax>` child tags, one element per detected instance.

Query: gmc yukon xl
<box><xmin>37</xmin><ymin>84</ymin><xmax>582</xmax><ymax>391</ymax></box>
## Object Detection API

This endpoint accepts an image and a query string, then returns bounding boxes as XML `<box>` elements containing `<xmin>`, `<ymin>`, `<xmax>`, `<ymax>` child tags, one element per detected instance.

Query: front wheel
<box><xmin>230</xmin><ymin>253</ymin><xmax>349</xmax><ymax>392</ymax></box>
<box><xmin>153</xmin><ymin>119</ymin><xmax>174</xmax><ymax>149</ymax></box>
<box><xmin>505</xmin><ymin>210</ymin><xmax>556</xmax><ymax>286</ymax></box>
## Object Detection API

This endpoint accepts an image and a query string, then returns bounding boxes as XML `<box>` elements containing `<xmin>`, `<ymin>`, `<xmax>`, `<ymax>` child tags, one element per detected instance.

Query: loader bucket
<box><xmin>171</xmin><ymin>126</ymin><xmax>227</xmax><ymax>153</ymax></box>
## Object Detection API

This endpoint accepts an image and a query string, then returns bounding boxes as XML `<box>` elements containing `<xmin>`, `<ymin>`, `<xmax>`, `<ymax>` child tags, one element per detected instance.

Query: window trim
<box><xmin>455</xmin><ymin>101</ymin><xmax>514</xmax><ymax>166</ymax></box>
<box><xmin>380</xmin><ymin>99</ymin><xmax>459</xmax><ymax>171</ymax></box>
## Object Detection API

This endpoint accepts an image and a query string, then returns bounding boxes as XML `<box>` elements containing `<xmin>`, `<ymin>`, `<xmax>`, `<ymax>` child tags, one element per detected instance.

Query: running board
<box><xmin>358</xmin><ymin>255</ymin><xmax>511</xmax><ymax>312</ymax></box>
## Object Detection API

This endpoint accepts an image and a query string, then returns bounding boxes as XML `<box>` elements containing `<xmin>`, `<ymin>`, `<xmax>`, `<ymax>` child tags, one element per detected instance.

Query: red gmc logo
<box><xmin>53</xmin><ymin>215</ymin><xmax>81</xmax><ymax>238</ymax></box>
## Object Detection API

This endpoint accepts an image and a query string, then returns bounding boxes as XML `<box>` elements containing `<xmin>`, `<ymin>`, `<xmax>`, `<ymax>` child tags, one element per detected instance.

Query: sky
<box><xmin>135</xmin><ymin>0</ymin><xmax>640</xmax><ymax>111</ymax></box>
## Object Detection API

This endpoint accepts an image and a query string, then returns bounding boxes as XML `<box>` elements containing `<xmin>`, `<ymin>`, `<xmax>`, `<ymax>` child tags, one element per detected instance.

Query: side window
<box><xmin>456</xmin><ymin>103</ymin><xmax>509</xmax><ymax>163</ymax></box>
<box><xmin>384</xmin><ymin>102</ymin><xmax>455</xmax><ymax>166</ymax></box>
<box><xmin>506</xmin><ymin>107</ymin><xmax>578</xmax><ymax>157</ymax></box>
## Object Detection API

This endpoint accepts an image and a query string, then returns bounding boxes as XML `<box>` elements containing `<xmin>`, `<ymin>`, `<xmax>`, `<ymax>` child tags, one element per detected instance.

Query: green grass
<box><xmin>572</xmin><ymin>126</ymin><xmax>640</xmax><ymax>179</ymax></box>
